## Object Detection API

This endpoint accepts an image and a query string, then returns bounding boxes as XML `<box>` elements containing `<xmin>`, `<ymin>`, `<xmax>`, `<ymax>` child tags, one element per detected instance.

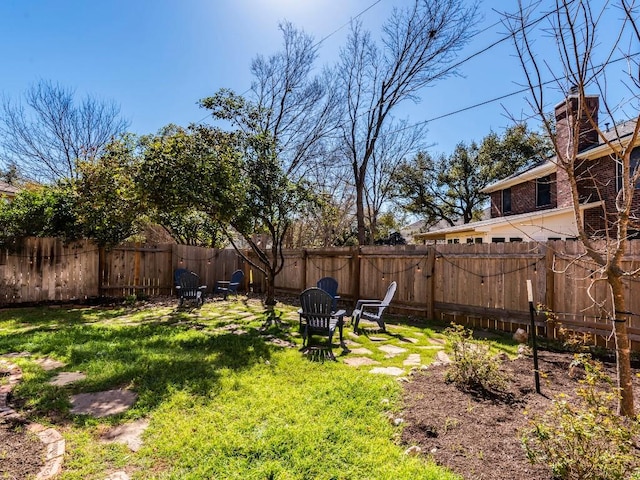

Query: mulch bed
<box><xmin>0</xmin><ymin>417</ymin><xmax>45</xmax><ymax>480</ymax></box>
<box><xmin>401</xmin><ymin>350</ymin><xmax>640</xmax><ymax>480</ymax></box>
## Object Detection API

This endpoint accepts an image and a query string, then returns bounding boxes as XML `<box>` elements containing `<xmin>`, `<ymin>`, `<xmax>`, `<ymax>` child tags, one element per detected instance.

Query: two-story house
<box><xmin>416</xmin><ymin>91</ymin><xmax>640</xmax><ymax>244</ymax></box>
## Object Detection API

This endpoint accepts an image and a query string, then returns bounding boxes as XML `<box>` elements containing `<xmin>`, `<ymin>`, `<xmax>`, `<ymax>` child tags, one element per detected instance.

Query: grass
<box><xmin>0</xmin><ymin>297</ymin><xmax>519</xmax><ymax>479</ymax></box>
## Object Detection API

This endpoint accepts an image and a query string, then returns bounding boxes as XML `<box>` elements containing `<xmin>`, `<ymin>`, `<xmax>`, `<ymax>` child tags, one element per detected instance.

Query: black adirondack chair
<box><xmin>176</xmin><ymin>271</ymin><xmax>207</xmax><ymax>307</ymax></box>
<box><xmin>214</xmin><ymin>269</ymin><xmax>244</xmax><ymax>299</ymax></box>
<box><xmin>299</xmin><ymin>287</ymin><xmax>346</xmax><ymax>359</ymax></box>
<box><xmin>316</xmin><ymin>276</ymin><xmax>340</xmax><ymax>312</ymax></box>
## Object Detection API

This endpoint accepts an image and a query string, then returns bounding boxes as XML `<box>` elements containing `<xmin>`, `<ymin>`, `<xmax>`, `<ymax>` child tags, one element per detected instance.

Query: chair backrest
<box><xmin>376</xmin><ymin>281</ymin><xmax>397</xmax><ymax>317</ymax></box>
<box><xmin>228</xmin><ymin>270</ymin><xmax>244</xmax><ymax>292</ymax></box>
<box><xmin>316</xmin><ymin>277</ymin><xmax>338</xmax><ymax>297</ymax></box>
<box><xmin>174</xmin><ymin>268</ymin><xmax>189</xmax><ymax>286</ymax></box>
<box><xmin>316</xmin><ymin>276</ymin><xmax>339</xmax><ymax>310</ymax></box>
<box><xmin>178</xmin><ymin>271</ymin><xmax>201</xmax><ymax>297</ymax></box>
<box><xmin>299</xmin><ymin>287</ymin><xmax>334</xmax><ymax>330</ymax></box>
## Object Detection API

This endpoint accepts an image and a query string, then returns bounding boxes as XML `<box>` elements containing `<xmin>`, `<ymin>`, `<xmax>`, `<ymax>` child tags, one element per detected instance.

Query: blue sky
<box><xmin>0</xmin><ymin>0</ymin><xmax>634</xmax><ymax>156</ymax></box>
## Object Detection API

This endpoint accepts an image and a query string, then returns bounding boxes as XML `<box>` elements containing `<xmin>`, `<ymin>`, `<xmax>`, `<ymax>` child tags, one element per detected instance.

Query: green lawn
<box><xmin>0</xmin><ymin>298</ymin><xmax>501</xmax><ymax>479</ymax></box>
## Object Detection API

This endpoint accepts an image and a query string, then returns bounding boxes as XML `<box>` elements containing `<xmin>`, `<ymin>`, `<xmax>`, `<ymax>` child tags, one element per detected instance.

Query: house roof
<box><xmin>414</xmin><ymin>201</ymin><xmax>602</xmax><ymax>240</ymax></box>
<box><xmin>0</xmin><ymin>181</ymin><xmax>19</xmax><ymax>196</ymax></box>
<box><xmin>482</xmin><ymin>118</ymin><xmax>639</xmax><ymax>193</ymax></box>
<box><xmin>481</xmin><ymin>160</ymin><xmax>556</xmax><ymax>193</ymax></box>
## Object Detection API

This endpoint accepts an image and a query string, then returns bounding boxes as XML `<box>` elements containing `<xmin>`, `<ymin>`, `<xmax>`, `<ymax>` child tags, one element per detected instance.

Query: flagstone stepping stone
<box><xmin>429</xmin><ymin>337</ymin><xmax>446</xmax><ymax>345</ymax></box>
<box><xmin>1</xmin><ymin>352</ymin><xmax>31</xmax><ymax>358</ymax></box>
<box><xmin>378</xmin><ymin>345</ymin><xmax>407</xmax><ymax>355</ymax></box>
<box><xmin>399</xmin><ymin>337</ymin><xmax>419</xmax><ymax>344</ymax></box>
<box><xmin>343</xmin><ymin>357</ymin><xmax>380</xmax><ymax>367</ymax></box>
<box><xmin>403</xmin><ymin>354</ymin><xmax>421</xmax><ymax>366</ymax></box>
<box><xmin>370</xmin><ymin>366</ymin><xmax>405</xmax><ymax>376</ymax></box>
<box><xmin>36</xmin><ymin>358</ymin><xmax>66</xmax><ymax>371</ymax></box>
<box><xmin>368</xmin><ymin>336</ymin><xmax>388</xmax><ymax>342</ymax></box>
<box><xmin>342</xmin><ymin>339</ymin><xmax>360</xmax><ymax>346</ymax></box>
<box><xmin>70</xmin><ymin>389</ymin><xmax>137</xmax><ymax>417</ymax></box>
<box><xmin>101</xmin><ymin>419</ymin><xmax>150</xmax><ymax>452</ymax></box>
<box><xmin>349</xmin><ymin>347</ymin><xmax>373</xmax><ymax>355</ymax></box>
<box><xmin>435</xmin><ymin>351</ymin><xmax>451</xmax><ymax>364</ymax></box>
<box><xmin>416</xmin><ymin>345</ymin><xmax>444</xmax><ymax>350</ymax></box>
<box><xmin>49</xmin><ymin>372</ymin><xmax>86</xmax><ymax>387</ymax></box>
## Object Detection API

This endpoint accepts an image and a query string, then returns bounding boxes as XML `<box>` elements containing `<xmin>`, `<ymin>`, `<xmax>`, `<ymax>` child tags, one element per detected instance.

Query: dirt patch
<box><xmin>0</xmin><ymin>418</ymin><xmax>45</xmax><ymax>480</ymax></box>
<box><xmin>401</xmin><ymin>350</ymin><xmax>640</xmax><ymax>480</ymax></box>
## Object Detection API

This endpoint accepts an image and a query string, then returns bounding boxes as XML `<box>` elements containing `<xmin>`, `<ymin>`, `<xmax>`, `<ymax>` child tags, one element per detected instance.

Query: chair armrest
<box><xmin>355</xmin><ymin>299</ymin><xmax>383</xmax><ymax>310</ymax></box>
<box><xmin>332</xmin><ymin>309</ymin><xmax>346</xmax><ymax>319</ymax></box>
<box><xmin>198</xmin><ymin>285</ymin><xmax>207</xmax><ymax>290</ymax></box>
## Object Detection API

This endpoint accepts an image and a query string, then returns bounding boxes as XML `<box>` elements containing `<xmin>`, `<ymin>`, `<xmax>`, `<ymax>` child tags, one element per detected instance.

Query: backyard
<box><xmin>1</xmin><ymin>296</ymin><xmax>639</xmax><ymax>479</ymax></box>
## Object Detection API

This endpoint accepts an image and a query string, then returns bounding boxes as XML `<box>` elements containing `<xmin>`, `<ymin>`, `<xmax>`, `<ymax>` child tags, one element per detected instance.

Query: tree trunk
<box><xmin>265</xmin><ymin>269</ymin><xmax>277</xmax><ymax>307</ymax></box>
<box><xmin>356</xmin><ymin>173</ymin><xmax>367</xmax><ymax>245</ymax></box>
<box><xmin>609</xmin><ymin>273</ymin><xmax>635</xmax><ymax>417</ymax></box>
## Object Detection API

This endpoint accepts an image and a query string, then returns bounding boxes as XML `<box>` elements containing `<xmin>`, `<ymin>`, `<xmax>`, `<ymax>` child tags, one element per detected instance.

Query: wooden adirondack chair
<box><xmin>299</xmin><ymin>287</ymin><xmax>346</xmax><ymax>359</ymax></box>
<box><xmin>176</xmin><ymin>271</ymin><xmax>207</xmax><ymax>307</ymax></box>
<box><xmin>214</xmin><ymin>269</ymin><xmax>244</xmax><ymax>300</ymax></box>
<box><xmin>316</xmin><ymin>276</ymin><xmax>340</xmax><ymax>311</ymax></box>
<box><xmin>351</xmin><ymin>281</ymin><xmax>397</xmax><ymax>333</ymax></box>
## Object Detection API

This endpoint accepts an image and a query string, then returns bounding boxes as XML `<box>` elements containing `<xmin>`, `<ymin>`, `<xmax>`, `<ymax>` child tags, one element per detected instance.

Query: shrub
<box><xmin>443</xmin><ymin>323</ymin><xmax>508</xmax><ymax>393</ymax></box>
<box><xmin>522</xmin><ymin>355</ymin><xmax>640</xmax><ymax>480</ymax></box>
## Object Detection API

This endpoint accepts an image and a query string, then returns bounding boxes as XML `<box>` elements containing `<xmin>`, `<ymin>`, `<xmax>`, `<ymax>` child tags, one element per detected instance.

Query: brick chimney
<box><xmin>554</xmin><ymin>87</ymin><xmax>599</xmax><ymax>207</ymax></box>
<box><xmin>554</xmin><ymin>87</ymin><xmax>599</xmax><ymax>157</ymax></box>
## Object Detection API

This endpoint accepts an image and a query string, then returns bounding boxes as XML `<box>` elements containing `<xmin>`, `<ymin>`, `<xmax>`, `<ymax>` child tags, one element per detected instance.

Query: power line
<box><xmin>385</xmin><ymin>51</ymin><xmax>640</xmax><ymax>137</ymax></box>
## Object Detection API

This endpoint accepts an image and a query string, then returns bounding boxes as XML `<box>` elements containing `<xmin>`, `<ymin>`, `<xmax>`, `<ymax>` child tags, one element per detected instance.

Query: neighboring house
<box><xmin>0</xmin><ymin>181</ymin><xmax>19</xmax><ymax>202</ymax></box>
<box><xmin>417</xmin><ymin>90</ymin><xmax>640</xmax><ymax>244</ymax></box>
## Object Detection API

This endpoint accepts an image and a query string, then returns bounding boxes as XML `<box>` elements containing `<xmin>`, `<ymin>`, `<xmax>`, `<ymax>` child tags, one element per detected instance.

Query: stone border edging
<box><xmin>0</xmin><ymin>361</ymin><xmax>65</xmax><ymax>480</ymax></box>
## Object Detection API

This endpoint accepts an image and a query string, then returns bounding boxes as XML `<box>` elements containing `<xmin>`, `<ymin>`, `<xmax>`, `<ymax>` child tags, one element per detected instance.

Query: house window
<box><xmin>502</xmin><ymin>188</ymin><xmax>512</xmax><ymax>213</ymax></box>
<box><xmin>616</xmin><ymin>146</ymin><xmax>640</xmax><ymax>190</ymax></box>
<box><xmin>536</xmin><ymin>175</ymin><xmax>551</xmax><ymax>207</ymax></box>
<box><xmin>474</xmin><ymin>237</ymin><xmax>483</xmax><ymax>244</ymax></box>
<box><xmin>492</xmin><ymin>237</ymin><xmax>505</xmax><ymax>243</ymax></box>
<box><xmin>509</xmin><ymin>237</ymin><xmax>523</xmax><ymax>242</ymax></box>
<box><xmin>466</xmin><ymin>238</ymin><xmax>473</xmax><ymax>244</ymax></box>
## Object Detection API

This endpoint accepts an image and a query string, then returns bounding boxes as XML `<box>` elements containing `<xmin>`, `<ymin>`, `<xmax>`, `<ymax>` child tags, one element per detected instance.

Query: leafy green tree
<box><xmin>0</xmin><ymin>183</ymin><xmax>82</xmax><ymax>244</ymax></box>
<box><xmin>394</xmin><ymin>124</ymin><xmax>552</xmax><ymax>226</ymax></box>
<box><xmin>137</xmin><ymin>125</ymin><xmax>234</xmax><ymax>247</ymax></box>
<box><xmin>75</xmin><ymin>135</ymin><xmax>147</xmax><ymax>247</ymax></box>
<box><xmin>139</xmin><ymin>120</ymin><xmax>311</xmax><ymax>310</ymax></box>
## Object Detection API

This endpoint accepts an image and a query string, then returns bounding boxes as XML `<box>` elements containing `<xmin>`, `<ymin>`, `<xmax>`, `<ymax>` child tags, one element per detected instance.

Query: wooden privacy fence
<box><xmin>1</xmin><ymin>238</ymin><xmax>639</xmax><ymax>350</ymax></box>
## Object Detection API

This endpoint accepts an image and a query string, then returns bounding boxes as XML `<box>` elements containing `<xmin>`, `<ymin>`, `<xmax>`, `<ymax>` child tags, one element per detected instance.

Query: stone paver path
<box><xmin>370</xmin><ymin>366</ymin><xmax>405</xmax><ymax>376</ymax></box>
<box><xmin>70</xmin><ymin>389</ymin><xmax>137</xmax><ymax>417</ymax></box>
<box><xmin>348</xmin><ymin>347</ymin><xmax>373</xmax><ymax>355</ymax></box>
<box><xmin>343</xmin><ymin>357</ymin><xmax>380</xmax><ymax>367</ymax></box>
<box><xmin>36</xmin><ymin>358</ymin><xmax>66</xmax><ymax>371</ymax></box>
<box><xmin>49</xmin><ymin>372</ymin><xmax>86</xmax><ymax>387</ymax></box>
<box><xmin>378</xmin><ymin>345</ymin><xmax>407</xmax><ymax>356</ymax></box>
<box><xmin>101</xmin><ymin>419</ymin><xmax>150</xmax><ymax>452</ymax></box>
<box><xmin>403</xmin><ymin>354</ymin><xmax>421</xmax><ymax>366</ymax></box>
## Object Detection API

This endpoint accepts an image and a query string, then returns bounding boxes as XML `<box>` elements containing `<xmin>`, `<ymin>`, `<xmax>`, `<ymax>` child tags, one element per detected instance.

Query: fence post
<box><xmin>426</xmin><ymin>246</ymin><xmax>436</xmax><ymax>320</ymax></box>
<box><xmin>351</xmin><ymin>246</ymin><xmax>360</xmax><ymax>302</ymax></box>
<box><xmin>301</xmin><ymin>249</ymin><xmax>307</xmax><ymax>292</ymax></box>
<box><xmin>98</xmin><ymin>246</ymin><xmax>106</xmax><ymax>298</ymax></box>
<box><xmin>545</xmin><ymin>245</ymin><xmax>556</xmax><ymax>339</ymax></box>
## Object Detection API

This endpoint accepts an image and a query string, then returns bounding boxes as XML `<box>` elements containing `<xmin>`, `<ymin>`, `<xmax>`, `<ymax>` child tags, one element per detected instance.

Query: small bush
<box><xmin>444</xmin><ymin>323</ymin><xmax>508</xmax><ymax>393</ymax></box>
<box><xmin>522</xmin><ymin>355</ymin><xmax>640</xmax><ymax>480</ymax></box>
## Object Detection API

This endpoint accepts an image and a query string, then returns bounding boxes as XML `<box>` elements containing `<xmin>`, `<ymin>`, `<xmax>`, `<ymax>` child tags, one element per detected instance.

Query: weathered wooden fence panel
<box><xmin>0</xmin><ymin>238</ymin><xmax>98</xmax><ymax>303</ymax></box>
